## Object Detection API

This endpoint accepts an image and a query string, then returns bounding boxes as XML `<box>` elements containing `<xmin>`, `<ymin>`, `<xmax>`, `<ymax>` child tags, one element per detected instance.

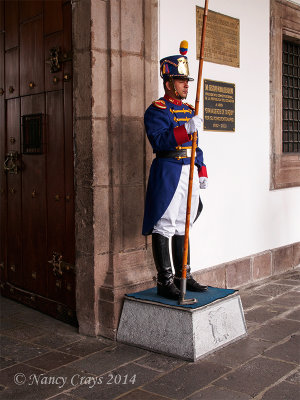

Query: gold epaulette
<box><xmin>152</xmin><ymin>99</ymin><xmax>167</xmax><ymax>109</ymax></box>
<box><xmin>184</xmin><ymin>102</ymin><xmax>195</xmax><ymax>111</ymax></box>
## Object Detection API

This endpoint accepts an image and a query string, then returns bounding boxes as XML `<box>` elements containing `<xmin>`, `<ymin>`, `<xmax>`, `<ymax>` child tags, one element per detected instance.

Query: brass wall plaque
<box><xmin>196</xmin><ymin>7</ymin><xmax>240</xmax><ymax>68</ymax></box>
<box><xmin>203</xmin><ymin>79</ymin><xmax>235</xmax><ymax>132</ymax></box>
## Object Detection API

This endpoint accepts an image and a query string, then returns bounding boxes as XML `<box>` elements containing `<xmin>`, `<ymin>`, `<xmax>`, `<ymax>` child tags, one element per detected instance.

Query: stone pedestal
<box><xmin>117</xmin><ymin>291</ymin><xmax>247</xmax><ymax>361</ymax></box>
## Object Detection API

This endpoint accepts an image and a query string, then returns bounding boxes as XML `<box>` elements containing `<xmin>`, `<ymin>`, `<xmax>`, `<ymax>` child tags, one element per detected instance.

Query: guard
<box><xmin>143</xmin><ymin>41</ymin><xmax>208</xmax><ymax>300</ymax></box>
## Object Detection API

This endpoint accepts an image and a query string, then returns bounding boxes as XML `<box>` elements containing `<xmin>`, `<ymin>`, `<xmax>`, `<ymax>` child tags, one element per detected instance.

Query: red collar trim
<box><xmin>164</xmin><ymin>94</ymin><xmax>182</xmax><ymax>106</ymax></box>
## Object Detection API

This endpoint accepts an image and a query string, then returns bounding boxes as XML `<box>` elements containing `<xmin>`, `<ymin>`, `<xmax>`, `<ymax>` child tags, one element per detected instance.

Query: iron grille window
<box><xmin>22</xmin><ymin>114</ymin><xmax>43</xmax><ymax>154</ymax></box>
<box><xmin>282</xmin><ymin>40</ymin><xmax>300</xmax><ymax>153</ymax></box>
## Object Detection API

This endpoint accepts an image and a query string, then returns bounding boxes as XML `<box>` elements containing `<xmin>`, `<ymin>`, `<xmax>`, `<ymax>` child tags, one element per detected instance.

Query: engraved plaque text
<box><xmin>196</xmin><ymin>7</ymin><xmax>240</xmax><ymax>68</ymax></box>
<box><xmin>204</xmin><ymin>79</ymin><xmax>235</xmax><ymax>132</ymax></box>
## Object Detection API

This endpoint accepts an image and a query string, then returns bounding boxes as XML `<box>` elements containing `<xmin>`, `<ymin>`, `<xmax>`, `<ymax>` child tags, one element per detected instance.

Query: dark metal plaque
<box><xmin>203</xmin><ymin>79</ymin><xmax>235</xmax><ymax>132</ymax></box>
<box><xmin>196</xmin><ymin>7</ymin><xmax>240</xmax><ymax>68</ymax></box>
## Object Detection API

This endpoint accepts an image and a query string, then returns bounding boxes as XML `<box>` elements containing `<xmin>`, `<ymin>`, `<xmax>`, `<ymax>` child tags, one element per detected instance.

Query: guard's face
<box><xmin>174</xmin><ymin>78</ymin><xmax>189</xmax><ymax>99</ymax></box>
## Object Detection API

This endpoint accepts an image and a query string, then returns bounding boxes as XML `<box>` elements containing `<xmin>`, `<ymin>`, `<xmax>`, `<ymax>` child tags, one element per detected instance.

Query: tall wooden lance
<box><xmin>179</xmin><ymin>0</ymin><xmax>209</xmax><ymax>305</ymax></box>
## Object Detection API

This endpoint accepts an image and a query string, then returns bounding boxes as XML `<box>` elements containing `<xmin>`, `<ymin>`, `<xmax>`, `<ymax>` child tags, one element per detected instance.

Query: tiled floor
<box><xmin>1</xmin><ymin>268</ymin><xmax>299</xmax><ymax>400</ymax></box>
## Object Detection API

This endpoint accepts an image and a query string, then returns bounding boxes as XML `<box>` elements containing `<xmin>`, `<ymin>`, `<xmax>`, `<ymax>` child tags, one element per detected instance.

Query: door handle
<box><xmin>3</xmin><ymin>151</ymin><xmax>20</xmax><ymax>174</ymax></box>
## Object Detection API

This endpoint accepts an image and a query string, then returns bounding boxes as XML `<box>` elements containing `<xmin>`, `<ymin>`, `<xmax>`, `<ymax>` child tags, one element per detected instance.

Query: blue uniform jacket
<box><xmin>142</xmin><ymin>95</ymin><xmax>207</xmax><ymax>235</ymax></box>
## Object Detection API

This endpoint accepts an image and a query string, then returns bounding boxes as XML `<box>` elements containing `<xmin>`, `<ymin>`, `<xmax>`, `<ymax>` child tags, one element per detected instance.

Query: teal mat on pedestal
<box><xmin>126</xmin><ymin>286</ymin><xmax>237</xmax><ymax>309</ymax></box>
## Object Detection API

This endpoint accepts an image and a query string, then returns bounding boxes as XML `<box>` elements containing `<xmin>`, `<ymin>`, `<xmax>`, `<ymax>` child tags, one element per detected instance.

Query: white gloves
<box><xmin>199</xmin><ymin>176</ymin><xmax>208</xmax><ymax>189</ymax></box>
<box><xmin>185</xmin><ymin>115</ymin><xmax>203</xmax><ymax>135</ymax></box>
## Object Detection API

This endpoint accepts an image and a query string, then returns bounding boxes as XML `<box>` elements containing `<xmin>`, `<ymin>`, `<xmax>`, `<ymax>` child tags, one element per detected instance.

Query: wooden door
<box><xmin>0</xmin><ymin>0</ymin><xmax>76</xmax><ymax>326</ymax></box>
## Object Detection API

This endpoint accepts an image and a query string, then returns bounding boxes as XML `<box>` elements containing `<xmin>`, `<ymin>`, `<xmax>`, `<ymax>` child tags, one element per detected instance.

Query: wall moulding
<box><xmin>193</xmin><ymin>241</ymin><xmax>300</xmax><ymax>289</ymax></box>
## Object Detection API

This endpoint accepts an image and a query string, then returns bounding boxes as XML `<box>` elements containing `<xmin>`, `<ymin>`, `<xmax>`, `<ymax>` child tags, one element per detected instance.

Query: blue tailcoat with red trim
<box><xmin>142</xmin><ymin>95</ymin><xmax>207</xmax><ymax>235</ymax></box>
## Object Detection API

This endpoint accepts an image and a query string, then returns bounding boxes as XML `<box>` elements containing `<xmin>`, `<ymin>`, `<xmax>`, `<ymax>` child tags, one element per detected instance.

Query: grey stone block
<box><xmin>142</xmin><ymin>360</ymin><xmax>230</xmax><ymax>399</ymax></box>
<box><xmin>214</xmin><ymin>356</ymin><xmax>296</xmax><ymax>397</ymax></box>
<box><xmin>261</xmin><ymin>381</ymin><xmax>299</xmax><ymax>400</ymax></box>
<box><xmin>117</xmin><ymin>293</ymin><xmax>247</xmax><ymax>361</ymax></box>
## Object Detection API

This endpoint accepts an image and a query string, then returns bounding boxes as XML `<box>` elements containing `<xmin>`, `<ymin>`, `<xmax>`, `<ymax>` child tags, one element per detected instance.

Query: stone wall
<box><xmin>73</xmin><ymin>0</ymin><xmax>158</xmax><ymax>338</ymax></box>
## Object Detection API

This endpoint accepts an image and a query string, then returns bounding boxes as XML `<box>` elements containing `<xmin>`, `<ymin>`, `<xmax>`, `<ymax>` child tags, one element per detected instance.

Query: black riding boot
<box><xmin>172</xmin><ymin>235</ymin><xmax>208</xmax><ymax>292</ymax></box>
<box><xmin>152</xmin><ymin>233</ymin><xmax>180</xmax><ymax>300</ymax></box>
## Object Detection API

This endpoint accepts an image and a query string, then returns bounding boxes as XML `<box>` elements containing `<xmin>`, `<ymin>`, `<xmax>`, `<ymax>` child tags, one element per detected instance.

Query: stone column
<box><xmin>73</xmin><ymin>0</ymin><xmax>158</xmax><ymax>338</ymax></box>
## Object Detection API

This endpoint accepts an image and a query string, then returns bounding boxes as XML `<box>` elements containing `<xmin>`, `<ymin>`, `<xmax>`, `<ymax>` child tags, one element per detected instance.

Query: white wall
<box><xmin>159</xmin><ymin>0</ymin><xmax>300</xmax><ymax>270</ymax></box>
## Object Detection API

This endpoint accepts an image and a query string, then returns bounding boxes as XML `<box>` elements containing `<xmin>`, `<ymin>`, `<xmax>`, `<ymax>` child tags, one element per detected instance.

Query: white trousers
<box><xmin>153</xmin><ymin>165</ymin><xmax>200</xmax><ymax>238</ymax></box>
